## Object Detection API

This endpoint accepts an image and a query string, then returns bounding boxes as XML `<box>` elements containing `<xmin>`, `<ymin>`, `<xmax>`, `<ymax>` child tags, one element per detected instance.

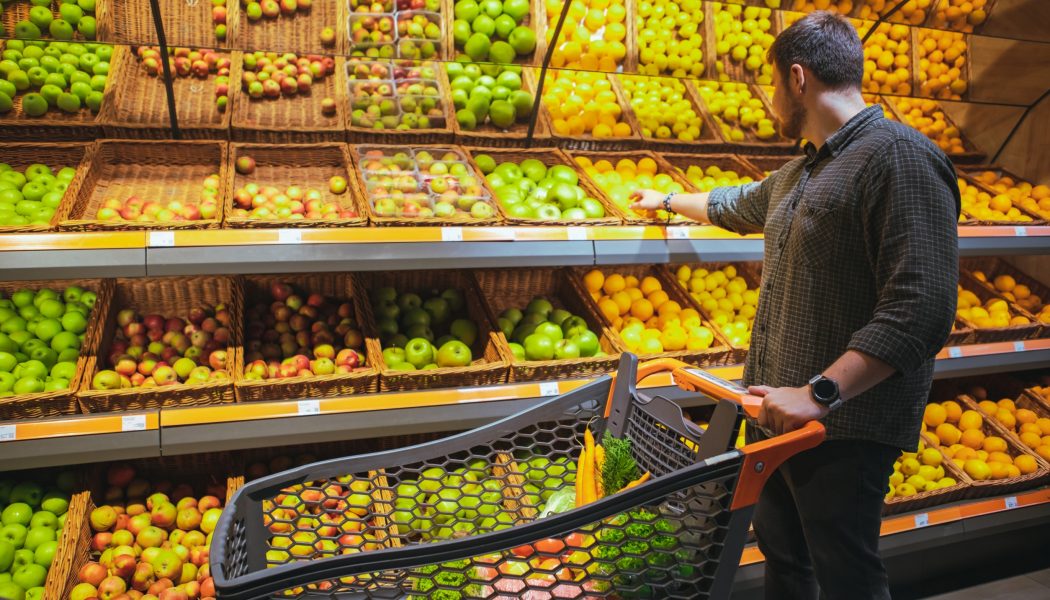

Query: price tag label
<box><xmin>538</xmin><ymin>382</ymin><xmax>560</xmax><ymax>397</ymax></box>
<box><xmin>1013</xmin><ymin>341</ymin><xmax>1025</xmax><ymax>352</ymax></box>
<box><xmin>149</xmin><ymin>231</ymin><xmax>175</xmax><ymax>247</ymax></box>
<box><xmin>913</xmin><ymin>513</ymin><xmax>929</xmax><ymax>528</ymax></box>
<box><xmin>278</xmin><ymin>229</ymin><xmax>302</xmax><ymax>244</ymax></box>
<box><xmin>667</xmin><ymin>227</ymin><xmax>690</xmax><ymax>239</ymax></box>
<box><xmin>566</xmin><ymin>227</ymin><xmax>588</xmax><ymax>241</ymax></box>
<box><xmin>441</xmin><ymin>227</ymin><xmax>463</xmax><ymax>242</ymax></box>
<box><xmin>0</xmin><ymin>425</ymin><xmax>15</xmax><ymax>442</ymax></box>
<box><xmin>947</xmin><ymin>347</ymin><xmax>963</xmax><ymax>358</ymax></box>
<box><xmin>1014</xmin><ymin>226</ymin><xmax>1028</xmax><ymax>237</ymax></box>
<box><xmin>297</xmin><ymin>400</ymin><xmax>321</xmax><ymax>416</ymax></box>
<box><xmin>121</xmin><ymin>415</ymin><xmax>147</xmax><ymax>432</ymax></box>
<box><xmin>1004</xmin><ymin>496</ymin><xmax>1018</xmax><ymax>509</ymax></box>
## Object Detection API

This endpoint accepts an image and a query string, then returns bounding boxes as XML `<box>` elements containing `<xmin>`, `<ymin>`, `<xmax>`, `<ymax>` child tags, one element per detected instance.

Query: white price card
<box><xmin>441</xmin><ymin>227</ymin><xmax>463</xmax><ymax>242</ymax></box>
<box><xmin>0</xmin><ymin>425</ymin><xmax>15</xmax><ymax>442</ymax></box>
<box><xmin>278</xmin><ymin>229</ymin><xmax>302</xmax><ymax>244</ymax></box>
<box><xmin>1004</xmin><ymin>496</ymin><xmax>1018</xmax><ymax>509</ymax></box>
<box><xmin>121</xmin><ymin>415</ymin><xmax>147</xmax><ymax>432</ymax></box>
<box><xmin>1013</xmin><ymin>341</ymin><xmax>1025</xmax><ymax>352</ymax></box>
<box><xmin>566</xmin><ymin>227</ymin><xmax>588</xmax><ymax>241</ymax></box>
<box><xmin>149</xmin><ymin>231</ymin><xmax>175</xmax><ymax>247</ymax></box>
<box><xmin>947</xmin><ymin>347</ymin><xmax>963</xmax><ymax>358</ymax></box>
<box><xmin>913</xmin><ymin>513</ymin><xmax>929</xmax><ymax>528</ymax></box>
<box><xmin>667</xmin><ymin>227</ymin><xmax>690</xmax><ymax>239</ymax></box>
<box><xmin>538</xmin><ymin>382</ymin><xmax>560</xmax><ymax>397</ymax></box>
<box><xmin>1014</xmin><ymin>226</ymin><xmax>1028</xmax><ymax>237</ymax></box>
<box><xmin>297</xmin><ymin>400</ymin><xmax>321</xmax><ymax>415</ymax></box>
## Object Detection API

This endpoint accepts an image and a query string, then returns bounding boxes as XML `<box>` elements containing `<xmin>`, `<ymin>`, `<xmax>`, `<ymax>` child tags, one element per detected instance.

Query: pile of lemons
<box><xmin>695</xmin><ymin>81</ymin><xmax>777</xmax><ymax>141</ymax></box>
<box><xmin>575</xmin><ymin>156</ymin><xmax>686</xmax><ymax>219</ymax></box>
<box><xmin>621</xmin><ymin>76</ymin><xmax>705</xmax><ymax>142</ymax></box>
<box><xmin>712</xmin><ymin>3</ymin><xmax>776</xmax><ymax>85</ymax></box>
<box><xmin>674</xmin><ymin>264</ymin><xmax>758</xmax><ymax>348</ymax></box>
<box><xmin>543</xmin><ymin>71</ymin><xmax>632</xmax><ymax>138</ymax></box>
<box><xmin>545</xmin><ymin>0</ymin><xmax>627</xmax><ymax>72</ymax></box>
<box><xmin>636</xmin><ymin>0</ymin><xmax>706</xmax><ymax>78</ymax></box>
<box><xmin>958</xmin><ymin>177</ymin><xmax>1034</xmax><ymax>223</ymax></box>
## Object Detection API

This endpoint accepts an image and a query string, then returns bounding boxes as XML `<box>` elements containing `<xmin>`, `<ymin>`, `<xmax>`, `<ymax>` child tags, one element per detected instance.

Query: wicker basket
<box><xmin>452</xmin><ymin>67</ymin><xmax>551</xmax><ymax>148</ymax></box>
<box><xmin>689</xmin><ymin>79</ymin><xmax>796</xmax><ymax>155</ymax></box>
<box><xmin>224</xmin><ymin>143</ymin><xmax>369</xmax><ymax>228</ymax></box>
<box><xmin>472</xmin><ymin>268</ymin><xmax>622</xmax><ymax>382</ymax></box>
<box><xmin>345</xmin><ymin>63</ymin><xmax>455</xmax><ymax>145</ymax></box>
<box><xmin>543</xmin><ymin>71</ymin><xmax>643</xmax><ymax>152</ymax></box>
<box><xmin>569</xmin><ymin>265</ymin><xmax>734</xmax><ymax>368</ymax></box>
<box><xmin>232</xmin><ymin>54</ymin><xmax>348</xmax><ymax>144</ymax></box>
<box><xmin>234</xmin><ymin>273</ymin><xmax>378</xmax><ymax>403</ymax></box>
<box><xmin>354</xmin><ymin>270</ymin><xmax>510</xmax><ymax>393</ymax></box>
<box><xmin>616</xmin><ymin>73</ymin><xmax>725</xmax><ymax>154</ymax></box>
<box><xmin>236</xmin><ymin>0</ymin><xmax>345</xmax><ymax>55</ymax></box>
<box><xmin>883</xmin><ymin>436</ymin><xmax>972</xmax><ymax>515</ymax></box>
<box><xmin>704</xmin><ymin>3</ymin><xmax>782</xmax><ymax>85</ymax></box>
<box><xmin>77</xmin><ymin>276</ymin><xmax>240</xmax><ymax>412</ymax></box>
<box><xmin>0</xmin><ymin>142</ymin><xmax>95</xmax><ymax>234</ymax></box>
<box><xmin>0</xmin><ymin>0</ymin><xmax>112</xmax><ymax>43</ymax></box>
<box><xmin>954</xmin><ymin>168</ymin><xmax>1048</xmax><ymax>226</ymax></box>
<box><xmin>461</xmin><ymin>146</ymin><xmax>626</xmax><ymax>226</ymax></box>
<box><xmin>349</xmin><ymin>143</ymin><xmax>503</xmax><ymax>226</ymax></box>
<box><xmin>956</xmin><ymin>268</ymin><xmax>1042</xmax><ymax>343</ymax></box>
<box><xmin>57</xmin><ymin>139</ymin><xmax>229</xmax><ymax>231</ymax></box>
<box><xmin>61</xmin><ymin>456</ymin><xmax>242</xmax><ymax>599</ymax></box>
<box><xmin>45</xmin><ymin>491</ymin><xmax>92</xmax><ymax>600</ymax></box>
<box><xmin>662</xmin><ymin>261</ymin><xmax>763</xmax><ymax>365</ymax></box>
<box><xmin>0</xmin><ymin>278</ymin><xmax>112</xmax><ymax>421</ymax></box>
<box><xmin>100</xmin><ymin>46</ymin><xmax>237</xmax><ymax>140</ymax></box>
<box><xmin>0</xmin><ymin>42</ymin><xmax>122</xmax><ymax>142</ymax></box>
<box><xmin>564</xmin><ymin>148</ymin><xmax>696</xmax><ymax>225</ymax></box>
<box><xmin>954</xmin><ymin>394</ymin><xmax>1050</xmax><ymax>496</ymax></box>
<box><xmin>957</xmin><ymin>165</ymin><xmax>1050</xmax><ymax>222</ymax></box>
<box><xmin>924</xmin><ymin>0</ymin><xmax>1001</xmax><ymax>34</ymax></box>
<box><xmin>108</xmin><ymin>0</ymin><xmax>240</xmax><ymax>48</ymax></box>
<box><xmin>961</xmin><ymin>257</ymin><xmax>1050</xmax><ymax>337</ymax></box>
<box><xmin>1022</xmin><ymin>387</ymin><xmax>1050</xmax><ymax>415</ymax></box>
<box><xmin>885</xmin><ymin>95</ymin><xmax>985</xmax><ymax>163</ymax></box>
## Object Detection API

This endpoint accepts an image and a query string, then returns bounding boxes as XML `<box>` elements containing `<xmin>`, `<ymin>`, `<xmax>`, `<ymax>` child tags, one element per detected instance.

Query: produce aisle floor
<box><xmin>922</xmin><ymin>568</ymin><xmax>1050</xmax><ymax>599</ymax></box>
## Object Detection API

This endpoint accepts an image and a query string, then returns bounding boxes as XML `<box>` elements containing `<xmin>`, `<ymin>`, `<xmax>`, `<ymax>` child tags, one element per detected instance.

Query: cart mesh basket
<box><xmin>212</xmin><ymin>355</ymin><xmax>824</xmax><ymax>599</ymax></box>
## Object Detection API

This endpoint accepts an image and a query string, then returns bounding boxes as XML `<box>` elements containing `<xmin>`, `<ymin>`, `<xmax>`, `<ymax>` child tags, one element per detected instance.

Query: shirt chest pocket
<box><xmin>786</xmin><ymin>202</ymin><xmax>845</xmax><ymax>267</ymax></box>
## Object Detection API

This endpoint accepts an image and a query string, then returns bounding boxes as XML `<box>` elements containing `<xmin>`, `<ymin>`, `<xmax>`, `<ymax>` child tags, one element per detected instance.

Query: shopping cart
<box><xmin>212</xmin><ymin>354</ymin><xmax>825</xmax><ymax>600</ymax></box>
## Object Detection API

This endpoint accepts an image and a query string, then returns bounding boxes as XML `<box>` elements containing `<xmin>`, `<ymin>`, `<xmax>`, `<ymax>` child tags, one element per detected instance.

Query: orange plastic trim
<box><xmin>730</xmin><ymin>420</ymin><xmax>826</xmax><ymax>511</ymax></box>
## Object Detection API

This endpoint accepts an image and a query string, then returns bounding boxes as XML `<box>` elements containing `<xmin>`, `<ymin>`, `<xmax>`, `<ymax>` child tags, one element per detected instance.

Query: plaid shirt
<box><xmin>707</xmin><ymin>105</ymin><xmax>960</xmax><ymax>450</ymax></box>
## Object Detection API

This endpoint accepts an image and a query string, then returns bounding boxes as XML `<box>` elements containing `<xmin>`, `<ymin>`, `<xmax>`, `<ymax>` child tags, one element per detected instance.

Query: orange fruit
<box><xmin>925</xmin><ymin>432</ymin><xmax>941</xmax><ymax>447</ymax></box>
<box><xmin>1020</xmin><ymin>423</ymin><xmax>1042</xmax><ymax>436</ymax></box>
<box><xmin>993</xmin><ymin>274</ymin><xmax>1016</xmax><ymax>292</ymax></box>
<box><xmin>958</xmin><ymin>410</ymin><xmax>983</xmax><ymax>431</ymax></box>
<box><xmin>987</xmin><ymin>461</ymin><xmax>1010</xmax><ymax>480</ymax></box>
<box><xmin>1036</xmin><ymin>446</ymin><xmax>1050</xmax><ymax>462</ymax></box>
<box><xmin>923</xmin><ymin>404</ymin><xmax>947</xmax><ymax>428</ymax></box>
<box><xmin>611</xmin><ymin>291</ymin><xmax>632</xmax><ymax>315</ymax></box>
<box><xmin>941</xmin><ymin>400</ymin><xmax>963</xmax><ymax>423</ymax></box>
<box><xmin>987</xmin><ymin>451</ymin><xmax>1013</xmax><ymax>465</ymax></box>
<box><xmin>603</xmin><ymin>273</ymin><xmax>626</xmax><ymax>295</ymax></box>
<box><xmin>657</xmin><ymin>300</ymin><xmax>682</xmax><ymax>317</ymax></box>
<box><xmin>960</xmin><ymin>428</ymin><xmax>985</xmax><ymax>450</ymax></box>
<box><xmin>625</xmin><ymin>287</ymin><xmax>643</xmax><ymax>302</ymax></box>
<box><xmin>1020</xmin><ymin>432</ymin><xmax>1043</xmax><ymax>449</ymax></box>
<box><xmin>996</xmin><ymin>409</ymin><xmax>1017</xmax><ymax>431</ymax></box>
<box><xmin>963</xmin><ymin>459</ymin><xmax>990</xmax><ymax>481</ymax></box>
<box><xmin>1037</xmin><ymin>418</ymin><xmax>1050</xmax><ymax>435</ymax></box>
<box><xmin>997</xmin><ymin>398</ymin><xmax>1017</xmax><ymax>412</ymax></box>
<box><xmin>1016</xmin><ymin>408</ymin><xmax>1038</xmax><ymax>425</ymax></box>
<box><xmin>624</xmin><ymin>275</ymin><xmax>639</xmax><ymax>289</ymax></box>
<box><xmin>597</xmin><ymin>298</ymin><xmax>619</xmax><ymax>323</ymax></box>
<box><xmin>639</xmin><ymin>276</ymin><xmax>662</xmax><ymax>296</ymax></box>
<box><xmin>583</xmin><ymin>269</ymin><xmax>605</xmax><ymax>293</ymax></box>
<box><xmin>977</xmin><ymin>400</ymin><xmax>998</xmax><ymax>416</ymax></box>
<box><xmin>936</xmin><ymin>423</ymin><xmax>962</xmax><ymax>445</ymax></box>
<box><xmin>630</xmin><ymin>298</ymin><xmax>654</xmax><ymax>320</ymax></box>
<box><xmin>1014</xmin><ymin>454</ymin><xmax>1038</xmax><ymax>475</ymax></box>
<box><xmin>647</xmin><ymin>290</ymin><xmax>669</xmax><ymax>310</ymax></box>
<box><xmin>983</xmin><ymin>436</ymin><xmax>1008</xmax><ymax>453</ymax></box>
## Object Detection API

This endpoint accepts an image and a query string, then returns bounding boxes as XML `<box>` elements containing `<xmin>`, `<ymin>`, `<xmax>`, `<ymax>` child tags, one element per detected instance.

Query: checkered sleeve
<box><xmin>705</xmin><ymin>170</ymin><xmax>779</xmax><ymax>234</ymax></box>
<box><xmin>847</xmin><ymin>139</ymin><xmax>960</xmax><ymax>375</ymax></box>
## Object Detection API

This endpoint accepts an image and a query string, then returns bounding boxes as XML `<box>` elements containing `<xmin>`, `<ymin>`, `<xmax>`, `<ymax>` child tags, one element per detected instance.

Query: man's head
<box><xmin>767</xmin><ymin>11</ymin><xmax>864</xmax><ymax>139</ymax></box>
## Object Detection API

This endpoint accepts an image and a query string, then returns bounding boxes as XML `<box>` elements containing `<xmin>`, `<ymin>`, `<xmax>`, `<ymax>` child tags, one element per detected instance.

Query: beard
<box><xmin>776</xmin><ymin>95</ymin><xmax>807</xmax><ymax>140</ymax></box>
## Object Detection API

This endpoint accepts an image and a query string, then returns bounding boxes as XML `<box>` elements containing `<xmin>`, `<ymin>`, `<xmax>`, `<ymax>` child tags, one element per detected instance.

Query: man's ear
<box><xmin>790</xmin><ymin>63</ymin><xmax>806</xmax><ymax>95</ymax></box>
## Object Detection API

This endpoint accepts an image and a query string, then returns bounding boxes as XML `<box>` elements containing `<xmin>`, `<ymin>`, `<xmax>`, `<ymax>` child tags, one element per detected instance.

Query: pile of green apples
<box><xmin>4</xmin><ymin>0</ymin><xmax>99</xmax><ymax>41</ymax></box>
<box><xmin>452</xmin><ymin>0</ymin><xmax>536</xmax><ymax>63</ymax></box>
<box><xmin>0</xmin><ymin>161</ymin><xmax>77</xmax><ymax>227</ymax></box>
<box><xmin>475</xmin><ymin>154</ymin><xmax>607</xmax><ymax>221</ymax></box>
<box><xmin>496</xmin><ymin>296</ymin><xmax>603</xmax><ymax>362</ymax></box>
<box><xmin>447</xmin><ymin>61</ymin><xmax>534</xmax><ymax>131</ymax></box>
<box><xmin>520</xmin><ymin>455</ymin><xmax>576</xmax><ymax>502</ymax></box>
<box><xmin>0</xmin><ymin>285</ymin><xmax>96</xmax><ymax>398</ymax></box>
<box><xmin>0</xmin><ymin>40</ymin><xmax>109</xmax><ymax>117</ymax></box>
<box><xmin>371</xmin><ymin>286</ymin><xmax>478</xmax><ymax>372</ymax></box>
<box><xmin>0</xmin><ymin>475</ymin><xmax>76</xmax><ymax>600</ymax></box>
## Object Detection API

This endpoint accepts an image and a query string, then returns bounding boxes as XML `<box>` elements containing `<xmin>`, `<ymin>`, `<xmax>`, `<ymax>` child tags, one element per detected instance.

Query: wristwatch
<box><xmin>808</xmin><ymin>374</ymin><xmax>843</xmax><ymax>411</ymax></box>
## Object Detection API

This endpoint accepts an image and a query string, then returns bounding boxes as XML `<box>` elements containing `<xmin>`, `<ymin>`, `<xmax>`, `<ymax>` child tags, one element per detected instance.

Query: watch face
<box><xmin>814</xmin><ymin>378</ymin><xmax>837</xmax><ymax>400</ymax></box>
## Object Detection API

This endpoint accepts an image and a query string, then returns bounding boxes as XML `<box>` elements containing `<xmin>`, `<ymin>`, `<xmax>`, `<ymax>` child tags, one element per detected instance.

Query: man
<box><xmin>631</xmin><ymin>11</ymin><xmax>960</xmax><ymax>600</ymax></box>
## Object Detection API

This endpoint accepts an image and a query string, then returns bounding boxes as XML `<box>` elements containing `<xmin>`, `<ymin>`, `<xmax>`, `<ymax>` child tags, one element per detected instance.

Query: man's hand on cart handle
<box><xmin>748</xmin><ymin>385</ymin><xmax>829</xmax><ymax>436</ymax></box>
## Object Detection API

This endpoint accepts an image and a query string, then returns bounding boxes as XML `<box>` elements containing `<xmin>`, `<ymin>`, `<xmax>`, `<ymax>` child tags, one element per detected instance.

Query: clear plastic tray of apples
<box><xmin>395</xmin><ymin>11</ymin><xmax>445</xmax><ymax>60</ymax></box>
<box><xmin>358</xmin><ymin>147</ymin><xmax>497</xmax><ymax>220</ymax></box>
<box><xmin>345</xmin><ymin>59</ymin><xmax>395</xmax><ymax>81</ymax></box>
<box><xmin>348</xmin><ymin>13</ymin><xmax>399</xmax><ymax>58</ymax></box>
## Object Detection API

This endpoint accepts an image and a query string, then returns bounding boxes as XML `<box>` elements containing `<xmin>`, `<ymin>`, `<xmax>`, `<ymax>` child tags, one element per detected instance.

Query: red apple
<box><xmin>79</xmin><ymin>561</ymin><xmax>108</xmax><ymax>587</ymax></box>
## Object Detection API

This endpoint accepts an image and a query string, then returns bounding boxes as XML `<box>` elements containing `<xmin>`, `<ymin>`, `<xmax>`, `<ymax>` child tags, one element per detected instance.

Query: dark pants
<box><xmin>747</xmin><ymin>428</ymin><xmax>899</xmax><ymax>600</ymax></box>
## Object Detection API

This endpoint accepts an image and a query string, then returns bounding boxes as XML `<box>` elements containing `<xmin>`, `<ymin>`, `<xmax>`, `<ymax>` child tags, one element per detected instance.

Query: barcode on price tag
<box><xmin>914</xmin><ymin>513</ymin><xmax>929</xmax><ymax>528</ymax></box>
<box><xmin>441</xmin><ymin>227</ymin><xmax>463</xmax><ymax>242</ymax></box>
<box><xmin>0</xmin><ymin>425</ymin><xmax>15</xmax><ymax>442</ymax></box>
<box><xmin>667</xmin><ymin>227</ymin><xmax>690</xmax><ymax>239</ymax></box>
<box><xmin>149</xmin><ymin>231</ymin><xmax>175</xmax><ymax>247</ymax></box>
<box><xmin>121</xmin><ymin>415</ymin><xmax>147</xmax><ymax>432</ymax></box>
<box><xmin>297</xmin><ymin>400</ymin><xmax>321</xmax><ymax>415</ymax></box>
<box><xmin>1015</xmin><ymin>226</ymin><xmax>1028</xmax><ymax>237</ymax></box>
<box><xmin>1013</xmin><ymin>341</ymin><xmax>1025</xmax><ymax>352</ymax></box>
<box><xmin>278</xmin><ymin>229</ymin><xmax>302</xmax><ymax>244</ymax></box>
<box><xmin>1005</xmin><ymin>496</ymin><xmax>1018</xmax><ymax>509</ymax></box>
<box><xmin>566</xmin><ymin>227</ymin><xmax>588</xmax><ymax>241</ymax></box>
<box><xmin>948</xmin><ymin>347</ymin><xmax>963</xmax><ymax>358</ymax></box>
<box><xmin>538</xmin><ymin>382</ymin><xmax>560</xmax><ymax>396</ymax></box>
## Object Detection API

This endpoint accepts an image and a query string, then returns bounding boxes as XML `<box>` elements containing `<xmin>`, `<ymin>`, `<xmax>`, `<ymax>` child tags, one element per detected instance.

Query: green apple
<box><xmin>523</xmin><ymin>333</ymin><xmax>554</xmax><ymax>361</ymax></box>
<box><xmin>533</xmin><ymin>321</ymin><xmax>563</xmax><ymax>342</ymax></box>
<box><xmin>27</xmin><ymin>512</ymin><xmax>56</xmax><ymax>530</ymax></box>
<box><xmin>449</xmin><ymin>319</ymin><xmax>478</xmax><ymax>347</ymax></box>
<box><xmin>0</xmin><ymin>582</ymin><xmax>24</xmax><ymax>600</ymax></box>
<box><xmin>507</xmin><ymin>342</ymin><xmax>525</xmax><ymax>361</ymax></box>
<box><xmin>435</xmin><ymin>340</ymin><xmax>471</xmax><ymax>368</ymax></box>
<box><xmin>12</xmin><ymin>563</ymin><xmax>46</xmax><ymax>590</ymax></box>
<box><xmin>381</xmin><ymin>347</ymin><xmax>407</xmax><ymax>366</ymax></box>
<box><xmin>403</xmin><ymin>338</ymin><xmax>434</xmax><ymax>369</ymax></box>
<box><xmin>553</xmin><ymin>339</ymin><xmax>581</xmax><ymax>360</ymax></box>
<box><xmin>22</xmin><ymin>528</ymin><xmax>53</xmax><ymax>552</ymax></box>
<box><xmin>572</xmin><ymin>330</ymin><xmax>600</xmax><ymax>357</ymax></box>
<box><xmin>0</xmin><ymin>540</ymin><xmax>14</xmax><ymax>572</ymax></box>
<box><xmin>0</xmin><ymin>524</ymin><xmax>28</xmax><ymax>549</ymax></box>
<box><xmin>2</xmin><ymin>504</ymin><xmax>32</xmax><ymax>527</ymax></box>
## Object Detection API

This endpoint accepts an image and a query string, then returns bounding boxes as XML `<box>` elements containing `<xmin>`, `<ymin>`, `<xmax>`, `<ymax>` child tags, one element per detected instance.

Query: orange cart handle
<box><xmin>665</xmin><ymin>363</ymin><xmax>764</xmax><ymax>418</ymax></box>
<box><xmin>730</xmin><ymin>420</ymin><xmax>826</xmax><ymax>511</ymax></box>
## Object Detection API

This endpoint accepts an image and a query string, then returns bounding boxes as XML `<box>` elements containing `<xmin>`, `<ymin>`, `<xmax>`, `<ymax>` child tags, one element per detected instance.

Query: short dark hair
<box><xmin>768</xmin><ymin>11</ymin><xmax>863</xmax><ymax>90</ymax></box>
